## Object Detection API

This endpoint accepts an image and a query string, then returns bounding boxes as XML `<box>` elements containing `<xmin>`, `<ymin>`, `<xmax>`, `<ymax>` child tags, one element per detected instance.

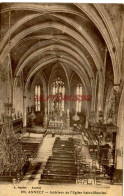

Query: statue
<box><xmin>29</xmin><ymin>107</ymin><xmax>36</xmax><ymax>127</ymax></box>
<box><xmin>52</xmin><ymin>95</ymin><xmax>62</xmax><ymax>121</ymax></box>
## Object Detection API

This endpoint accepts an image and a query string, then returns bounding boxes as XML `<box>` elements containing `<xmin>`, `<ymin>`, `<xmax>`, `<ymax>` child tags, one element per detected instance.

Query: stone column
<box><xmin>89</xmin><ymin>111</ymin><xmax>96</xmax><ymax>125</ymax></box>
<box><xmin>97</xmin><ymin>76</ymin><xmax>104</xmax><ymax>122</ymax></box>
<box><xmin>97</xmin><ymin>80</ymin><xmax>104</xmax><ymax>111</ymax></box>
<box><xmin>66</xmin><ymin>108</ymin><xmax>70</xmax><ymax>127</ymax></box>
<box><xmin>116</xmin><ymin>87</ymin><xmax>123</xmax><ymax>170</ymax></box>
<box><xmin>90</xmin><ymin>77</ymin><xmax>96</xmax><ymax>112</ymax></box>
<box><xmin>43</xmin><ymin>107</ymin><xmax>48</xmax><ymax>128</ymax></box>
<box><xmin>23</xmin><ymin>89</ymin><xmax>27</xmax><ymax>127</ymax></box>
<box><xmin>85</xmin><ymin>115</ymin><xmax>89</xmax><ymax>129</ymax></box>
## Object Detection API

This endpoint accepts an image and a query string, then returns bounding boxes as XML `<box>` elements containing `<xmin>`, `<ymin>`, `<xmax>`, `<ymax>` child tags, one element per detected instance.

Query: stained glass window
<box><xmin>35</xmin><ymin>83</ymin><xmax>41</xmax><ymax>111</ymax></box>
<box><xmin>76</xmin><ymin>83</ymin><xmax>82</xmax><ymax>113</ymax></box>
<box><xmin>52</xmin><ymin>78</ymin><xmax>65</xmax><ymax>111</ymax></box>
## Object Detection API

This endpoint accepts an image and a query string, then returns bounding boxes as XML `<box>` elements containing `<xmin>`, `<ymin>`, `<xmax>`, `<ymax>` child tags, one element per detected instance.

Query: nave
<box><xmin>11</xmin><ymin>131</ymin><xmax>116</xmax><ymax>186</ymax></box>
<box><xmin>0</xmin><ymin>3</ymin><xmax>123</xmax><ymax>194</ymax></box>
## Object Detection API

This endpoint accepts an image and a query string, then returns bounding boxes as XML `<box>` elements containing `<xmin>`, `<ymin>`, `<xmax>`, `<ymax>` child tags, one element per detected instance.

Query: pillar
<box><xmin>90</xmin><ymin>77</ymin><xmax>96</xmax><ymax>112</ymax></box>
<box><xmin>66</xmin><ymin>108</ymin><xmax>70</xmax><ymax>127</ymax></box>
<box><xmin>23</xmin><ymin>88</ymin><xmax>27</xmax><ymax>127</ymax></box>
<box><xmin>85</xmin><ymin>115</ymin><xmax>89</xmax><ymax>129</ymax></box>
<box><xmin>116</xmin><ymin>88</ymin><xmax>124</xmax><ymax>170</ymax></box>
<box><xmin>96</xmin><ymin>75</ymin><xmax>105</xmax><ymax>122</ymax></box>
<box><xmin>43</xmin><ymin>107</ymin><xmax>48</xmax><ymax>128</ymax></box>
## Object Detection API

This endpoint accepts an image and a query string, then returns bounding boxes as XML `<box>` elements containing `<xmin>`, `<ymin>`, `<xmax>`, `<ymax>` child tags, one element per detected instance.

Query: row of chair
<box><xmin>73</xmin><ymin>138</ymin><xmax>102</xmax><ymax>185</ymax></box>
<box><xmin>39</xmin><ymin>137</ymin><xmax>77</xmax><ymax>184</ymax></box>
<box><xmin>20</xmin><ymin>135</ymin><xmax>44</xmax><ymax>160</ymax></box>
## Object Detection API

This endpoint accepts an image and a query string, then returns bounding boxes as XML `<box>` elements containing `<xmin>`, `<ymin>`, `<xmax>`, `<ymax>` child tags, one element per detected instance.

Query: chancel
<box><xmin>0</xmin><ymin>3</ymin><xmax>123</xmax><ymax>188</ymax></box>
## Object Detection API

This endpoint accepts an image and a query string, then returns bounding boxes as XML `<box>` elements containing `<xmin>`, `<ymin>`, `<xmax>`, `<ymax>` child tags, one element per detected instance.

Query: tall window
<box><xmin>52</xmin><ymin>77</ymin><xmax>65</xmax><ymax>112</ymax></box>
<box><xmin>35</xmin><ymin>83</ymin><xmax>41</xmax><ymax>112</ymax></box>
<box><xmin>76</xmin><ymin>83</ymin><xmax>82</xmax><ymax>113</ymax></box>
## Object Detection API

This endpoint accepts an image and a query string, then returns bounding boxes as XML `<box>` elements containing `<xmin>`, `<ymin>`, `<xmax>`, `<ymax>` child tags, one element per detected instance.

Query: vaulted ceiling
<box><xmin>0</xmin><ymin>3</ymin><xmax>123</xmax><ymax>93</ymax></box>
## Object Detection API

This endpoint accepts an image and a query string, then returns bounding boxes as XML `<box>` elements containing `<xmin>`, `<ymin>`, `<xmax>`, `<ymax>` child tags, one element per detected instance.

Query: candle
<box><xmin>67</xmin><ymin>109</ymin><xmax>69</xmax><ymax>116</ymax></box>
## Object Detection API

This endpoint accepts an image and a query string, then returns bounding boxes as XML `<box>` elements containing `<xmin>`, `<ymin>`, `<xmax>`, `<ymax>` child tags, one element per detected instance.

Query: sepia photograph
<box><xmin>0</xmin><ymin>2</ymin><xmax>123</xmax><ymax>196</ymax></box>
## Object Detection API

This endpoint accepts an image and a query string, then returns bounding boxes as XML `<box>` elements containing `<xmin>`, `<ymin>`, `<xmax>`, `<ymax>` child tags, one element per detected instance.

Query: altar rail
<box><xmin>47</xmin><ymin>129</ymin><xmax>82</xmax><ymax>135</ymax></box>
<box><xmin>48</xmin><ymin>121</ymin><xmax>63</xmax><ymax>129</ymax></box>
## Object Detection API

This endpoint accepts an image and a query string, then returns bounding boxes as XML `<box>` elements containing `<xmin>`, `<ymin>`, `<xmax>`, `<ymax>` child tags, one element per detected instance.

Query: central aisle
<box><xmin>20</xmin><ymin>134</ymin><xmax>98</xmax><ymax>185</ymax></box>
<box><xmin>21</xmin><ymin>135</ymin><xmax>56</xmax><ymax>185</ymax></box>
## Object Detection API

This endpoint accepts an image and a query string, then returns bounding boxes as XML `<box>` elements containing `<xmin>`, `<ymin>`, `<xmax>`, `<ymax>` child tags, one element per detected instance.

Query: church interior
<box><xmin>0</xmin><ymin>3</ymin><xmax>123</xmax><ymax>187</ymax></box>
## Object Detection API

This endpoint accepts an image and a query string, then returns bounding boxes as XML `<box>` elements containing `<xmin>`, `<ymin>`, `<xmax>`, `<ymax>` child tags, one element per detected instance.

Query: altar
<box><xmin>48</xmin><ymin>120</ymin><xmax>63</xmax><ymax>129</ymax></box>
<box><xmin>47</xmin><ymin>91</ymin><xmax>70</xmax><ymax>128</ymax></box>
